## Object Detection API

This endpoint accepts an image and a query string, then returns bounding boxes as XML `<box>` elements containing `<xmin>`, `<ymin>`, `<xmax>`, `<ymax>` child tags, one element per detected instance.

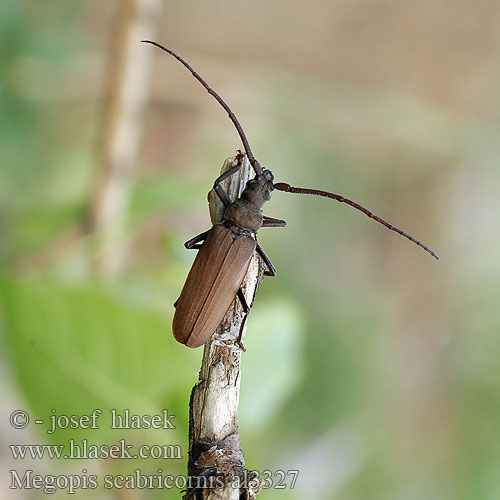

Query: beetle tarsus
<box><xmin>212</xmin><ymin>159</ymin><xmax>245</xmax><ymax>207</ymax></box>
<box><xmin>236</xmin><ymin>289</ymin><xmax>250</xmax><ymax>351</ymax></box>
<box><xmin>262</xmin><ymin>216</ymin><xmax>287</xmax><ymax>228</ymax></box>
<box><xmin>184</xmin><ymin>230</ymin><xmax>209</xmax><ymax>249</ymax></box>
<box><xmin>256</xmin><ymin>243</ymin><xmax>277</xmax><ymax>276</ymax></box>
<box><xmin>236</xmin><ymin>317</ymin><xmax>248</xmax><ymax>352</ymax></box>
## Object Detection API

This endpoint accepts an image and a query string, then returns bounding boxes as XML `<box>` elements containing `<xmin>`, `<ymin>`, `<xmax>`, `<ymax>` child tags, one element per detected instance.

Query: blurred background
<box><xmin>1</xmin><ymin>0</ymin><xmax>500</xmax><ymax>499</ymax></box>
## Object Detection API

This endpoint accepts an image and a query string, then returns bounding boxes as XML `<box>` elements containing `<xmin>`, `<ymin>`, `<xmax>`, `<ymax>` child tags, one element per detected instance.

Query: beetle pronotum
<box><xmin>143</xmin><ymin>40</ymin><xmax>439</xmax><ymax>350</ymax></box>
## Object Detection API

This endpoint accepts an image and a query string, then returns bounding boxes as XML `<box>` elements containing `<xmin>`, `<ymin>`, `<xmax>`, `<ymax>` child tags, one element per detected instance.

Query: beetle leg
<box><xmin>184</xmin><ymin>230</ymin><xmax>209</xmax><ymax>249</ymax></box>
<box><xmin>262</xmin><ymin>216</ymin><xmax>287</xmax><ymax>227</ymax></box>
<box><xmin>176</xmin><ymin>231</ymin><xmax>210</xmax><ymax>306</ymax></box>
<box><xmin>236</xmin><ymin>289</ymin><xmax>250</xmax><ymax>352</ymax></box>
<box><xmin>256</xmin><ymin>243</ymin><xmax>277</xmax><ymax>276</ymax></box>
<box><xmin>213</xmin><ymin>156</ymin><xmax>245</xmax><ymax>207</ymax></box>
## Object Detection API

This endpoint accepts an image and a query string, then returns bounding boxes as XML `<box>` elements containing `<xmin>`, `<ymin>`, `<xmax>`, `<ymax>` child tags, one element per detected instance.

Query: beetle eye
<box><xmin>263</xmin><ymin>189</ymin><xmax>271</xmax><ymax>201</ymax></box>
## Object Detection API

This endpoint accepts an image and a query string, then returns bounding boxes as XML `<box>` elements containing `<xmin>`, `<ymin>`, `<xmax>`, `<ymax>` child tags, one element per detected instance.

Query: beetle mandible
<box><xmin>142</xmin><ymin>41</ymin><xmax>439</xmax><ymax>351</ymax></box>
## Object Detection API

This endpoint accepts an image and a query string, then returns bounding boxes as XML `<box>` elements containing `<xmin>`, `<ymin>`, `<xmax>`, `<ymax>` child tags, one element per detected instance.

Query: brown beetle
<box><xmin>143</xmin><ymin>41</ymin><xmax>439</xmax><ymax>350</ymax></box>
<box><xmin>172</xmin><ymin>159</ymin><xmax>282</xmax><ymax>349</ymax></box>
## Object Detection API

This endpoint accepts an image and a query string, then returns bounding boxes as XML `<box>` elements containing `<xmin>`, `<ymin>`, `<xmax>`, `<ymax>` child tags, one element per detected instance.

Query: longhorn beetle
<box><xmin>142</xmin><ymin>40</ymin><xmax>439</xmax><ymax>350</ymax></box>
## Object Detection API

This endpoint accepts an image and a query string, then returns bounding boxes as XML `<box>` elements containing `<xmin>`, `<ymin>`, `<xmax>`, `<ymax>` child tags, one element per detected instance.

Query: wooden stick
<box><xmin>185</xmin><ymin>155</ymin><xmax>264</xmax><ymax>499</ymax></box>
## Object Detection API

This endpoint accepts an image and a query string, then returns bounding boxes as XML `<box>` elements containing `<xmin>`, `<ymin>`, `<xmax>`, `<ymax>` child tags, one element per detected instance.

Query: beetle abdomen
<box><xmin>172</xmin><ymin>224</ymin><xmax>256</xmax><ymax>348</ymax></box>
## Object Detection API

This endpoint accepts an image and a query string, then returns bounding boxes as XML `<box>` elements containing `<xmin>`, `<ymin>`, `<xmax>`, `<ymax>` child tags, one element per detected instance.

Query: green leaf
<box><xmin>0</xmin><ymin>274</ymin><xmax>196</xmax><ymax>448</ymax></box>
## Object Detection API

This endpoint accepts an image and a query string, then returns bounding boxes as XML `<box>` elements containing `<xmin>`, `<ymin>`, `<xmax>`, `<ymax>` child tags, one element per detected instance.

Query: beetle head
<box><xmin>241</xmin><ymin>169</ymin><xmax>275</xmax><ymax>208</ymax></box>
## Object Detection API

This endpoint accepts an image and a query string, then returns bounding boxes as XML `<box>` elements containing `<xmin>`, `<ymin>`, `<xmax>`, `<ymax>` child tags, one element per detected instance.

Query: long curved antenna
<box><xmin>274</xmin><ymin>182</ymin><xmax>440</xmax><ymax>261</ymax></box>
<box><xmin>142</xmin><ymin>40</ymin><xmax>262</xmax><ymax>175</ymax></box>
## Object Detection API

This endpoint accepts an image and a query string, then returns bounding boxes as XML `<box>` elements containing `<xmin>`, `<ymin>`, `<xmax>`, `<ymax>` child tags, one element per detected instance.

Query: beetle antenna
<box><xmin>274</xmin><ymin>182</ymin><xmax>440</xmax><ymax>261</ymax></box>
<box><xmin>142</xmin><ymin>40</ymin><xmax>262</xmax><ymax>175</ymax></box>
